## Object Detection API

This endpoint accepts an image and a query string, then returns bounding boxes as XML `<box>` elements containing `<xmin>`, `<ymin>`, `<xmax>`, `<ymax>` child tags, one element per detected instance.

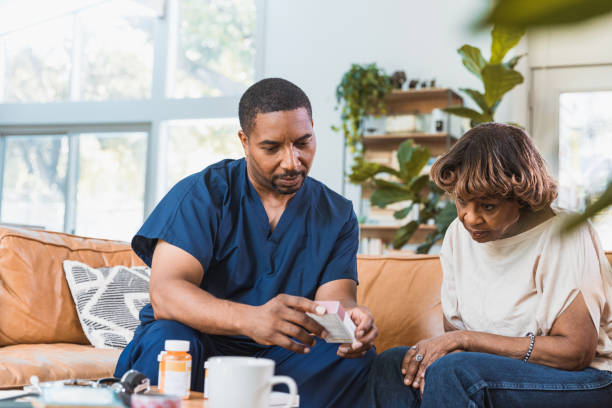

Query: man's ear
<box><xmin>238</xmin><ymin>130</ymin><xmax>248</xmax><ymax>156</ymax></box>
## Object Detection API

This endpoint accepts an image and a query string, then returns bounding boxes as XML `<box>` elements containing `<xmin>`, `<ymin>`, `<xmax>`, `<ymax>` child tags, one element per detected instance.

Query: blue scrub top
<box><xmin>132</xmin><ymin>158</ymin><xmax>359</xmax><ymax>307</ymax></box>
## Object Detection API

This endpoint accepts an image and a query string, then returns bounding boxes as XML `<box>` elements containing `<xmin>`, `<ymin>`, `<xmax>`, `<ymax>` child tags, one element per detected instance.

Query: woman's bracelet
<box><xmin>523</xmin><ymin>332</ymin><xmax>535</xmax><ymax>362</ymax></box>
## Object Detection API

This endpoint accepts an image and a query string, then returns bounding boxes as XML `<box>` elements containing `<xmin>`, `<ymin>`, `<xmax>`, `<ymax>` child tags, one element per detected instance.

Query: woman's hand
<box><xmin>401</xmin><ymin>331</ymin><xmax>465</xmax><ymax>395</ymax></box>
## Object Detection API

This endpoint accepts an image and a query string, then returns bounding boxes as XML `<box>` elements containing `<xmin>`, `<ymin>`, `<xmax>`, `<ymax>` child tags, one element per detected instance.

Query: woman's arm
<box><xmin>443</xmin><ymin>316</ymin><xmax>457</xmax><ymax>332</ymax></box>
<box><xmin>458</xmin><ymin>292</ymin><xmax>598</xmax><ymax>370</ymax></box>
<box><xmin>403</xmin><ymin>292</ymin><xmax>598</xmax><ymax>393</ymax></box>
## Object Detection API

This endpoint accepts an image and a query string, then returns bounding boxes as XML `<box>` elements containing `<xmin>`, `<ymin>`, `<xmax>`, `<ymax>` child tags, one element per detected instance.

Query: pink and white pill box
<box><xmin>306</xmin><ymin>301</ymin><xmax>356</xmax><ymax>343</ymax></box>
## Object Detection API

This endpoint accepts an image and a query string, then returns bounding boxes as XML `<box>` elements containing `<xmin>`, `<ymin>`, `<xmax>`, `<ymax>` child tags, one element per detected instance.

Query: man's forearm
<box><xmin>151</xmin><ymin>278</ymin><xmax>253</xmax><ymax>336</ymax></box>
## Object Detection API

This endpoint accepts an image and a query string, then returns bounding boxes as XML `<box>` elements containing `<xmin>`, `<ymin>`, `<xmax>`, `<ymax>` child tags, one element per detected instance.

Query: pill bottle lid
<box><xmin>165</xmin><ymin>340</ymin><xmax>190</xmax><ymax>352</ymax></box>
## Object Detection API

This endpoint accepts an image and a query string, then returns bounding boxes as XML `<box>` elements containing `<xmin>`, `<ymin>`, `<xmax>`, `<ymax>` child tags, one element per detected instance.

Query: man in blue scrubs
<box><xmin>115</xmin><ymin>78</ymin><xmax>377</xmax><ymax>407</ymax></box>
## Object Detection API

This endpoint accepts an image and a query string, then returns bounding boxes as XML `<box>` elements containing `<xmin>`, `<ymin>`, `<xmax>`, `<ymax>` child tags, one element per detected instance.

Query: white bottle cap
<box><xmin>165</xmin><ymin>340</ymin><xmax>190</xmax><ymax>352</ymax></box>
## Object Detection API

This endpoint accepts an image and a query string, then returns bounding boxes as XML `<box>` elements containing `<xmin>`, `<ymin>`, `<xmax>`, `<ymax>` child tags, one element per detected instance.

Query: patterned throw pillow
<box><xmin>63</xmin><ymin>260</ymin><xmax>151</xmax><ymax>349</ymax></box>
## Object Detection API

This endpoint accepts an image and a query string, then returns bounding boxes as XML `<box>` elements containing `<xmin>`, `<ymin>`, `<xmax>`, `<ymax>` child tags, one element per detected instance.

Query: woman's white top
<box><xmin>440</xmin><ymin>211</ymin><xmax>612</xmax><ymax>371</ymax></box>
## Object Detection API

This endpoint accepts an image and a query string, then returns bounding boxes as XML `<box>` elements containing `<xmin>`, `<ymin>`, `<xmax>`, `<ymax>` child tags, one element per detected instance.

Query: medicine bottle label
<box><xmin>160</xmin><ymin>360</ymin><xmax>191</xmax><ymax>398</ymax></box>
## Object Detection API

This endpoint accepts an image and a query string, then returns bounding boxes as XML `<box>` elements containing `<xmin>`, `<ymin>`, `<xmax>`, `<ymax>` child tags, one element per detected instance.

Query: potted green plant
<box><xmin>333</xmin><ymin>63</ymin><xmax>393</xmax><ymax>154</ymax></box>
<box><xmin>350</xmin><ymin>140</ymin><xmax>457</xmax><ymax>254</ymax></box>
<box><xmin>443</xmin><ymin>24</ymin><xmax>526</xmax><ymax>127</ymax></box>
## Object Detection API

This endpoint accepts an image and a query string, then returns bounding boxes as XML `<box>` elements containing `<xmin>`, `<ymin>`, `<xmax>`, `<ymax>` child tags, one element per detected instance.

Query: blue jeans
<box><xmin>366</xmin><ymin>347</ymin><xmax>612</xmax><ymax>407</ymax></box>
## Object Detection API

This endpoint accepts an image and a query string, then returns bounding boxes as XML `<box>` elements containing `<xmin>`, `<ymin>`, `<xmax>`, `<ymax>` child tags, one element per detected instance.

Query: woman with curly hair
<box><xmin>366</xmin><ymin>123</ymin><xmax>612</xmax><ymax>407</ymax></box>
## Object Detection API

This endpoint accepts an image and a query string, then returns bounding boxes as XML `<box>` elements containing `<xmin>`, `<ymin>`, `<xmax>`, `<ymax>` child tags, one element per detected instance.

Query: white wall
<box><xmin>262</xmin><ymin>0</ymin><xmax>525</xmax><ymax>195</ymax></box>
<box><xmin>527</xmin><ymin>13</ymin><xmax>612</xmax><ymax>68</ymax></box>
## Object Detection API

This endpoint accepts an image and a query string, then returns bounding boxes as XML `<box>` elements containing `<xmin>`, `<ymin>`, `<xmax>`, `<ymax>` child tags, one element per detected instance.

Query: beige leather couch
<box><xmin>1</xmin><ymin>226</ymin><xmax>610</xmax><ymax>389</ymax></box>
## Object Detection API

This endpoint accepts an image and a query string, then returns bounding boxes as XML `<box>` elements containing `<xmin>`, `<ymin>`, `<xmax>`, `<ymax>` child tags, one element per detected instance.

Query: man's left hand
<box><xmin>337</xmin><ymin>306</ymin><xmax>378</xmax><ymax>358</ymax></box>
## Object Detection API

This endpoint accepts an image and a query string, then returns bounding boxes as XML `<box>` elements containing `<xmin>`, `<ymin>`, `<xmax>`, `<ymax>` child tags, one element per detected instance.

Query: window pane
<box><xmin>1</xmin><ymin>135</ymin><xmax>68</xmax><ymax>231</ymax></box>
<box><xmin>558</xmin><ymin>91</ymin><xmax>612</xmax><ymax>249</ymax></box>
<box><xmin>78</xmin><ymin>1</ymin><xmax>155</xmax><ymax>101</ymax></box>
<box><xmin>173</xmin><ymin>0</ymin><xmax>256</xmax><ymax>98</ymax></box>
<box><xmin>1</xmin><ymin>17</ymin><xmax>72</xmax><ymax>102</ymax></box>
<box><xmin>166</xmin><ymin>118</ymin><xmax>243</xmax><ymax>189</ymax></box>
<box><xmin>76</xmin><ymin>132</ymin><xmax>147</xmax><ymax>241</ymax></box>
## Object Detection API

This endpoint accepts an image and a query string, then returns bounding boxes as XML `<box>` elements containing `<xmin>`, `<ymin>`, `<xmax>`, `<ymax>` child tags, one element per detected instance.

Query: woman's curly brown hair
<box><xmin>430</xmin><ymin>123</ymin><xmax>557</xmax><ymax>210</ymax></box>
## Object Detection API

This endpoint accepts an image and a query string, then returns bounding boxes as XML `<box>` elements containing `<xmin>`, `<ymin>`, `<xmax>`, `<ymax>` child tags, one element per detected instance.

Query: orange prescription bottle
<box><xmin>158</xmin><ymin>340</ymin><xmax>192</xmax><ymax>399</ymax></box>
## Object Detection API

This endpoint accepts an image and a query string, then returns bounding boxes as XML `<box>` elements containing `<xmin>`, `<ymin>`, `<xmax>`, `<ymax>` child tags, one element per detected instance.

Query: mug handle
<box><xmin>269</xmin><ymin>375</ymin><xmax>297</xmax><ymax>408</ymax></box>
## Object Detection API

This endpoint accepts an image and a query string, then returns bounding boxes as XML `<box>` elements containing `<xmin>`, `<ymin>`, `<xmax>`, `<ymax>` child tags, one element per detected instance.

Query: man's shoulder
<box><xmin>201</xmin><ymin>157</ymin><xmax>245</xmax><ymax>184</ymax></box>
<box><xmin>305</xmin><ymin>176</ymin><xmax>354</xmax><ymax>218</ymax></box>
<box><xmin>172</xmin><ymin>158</ymin><xmax>245</xmax><ymax>198</ymax></box>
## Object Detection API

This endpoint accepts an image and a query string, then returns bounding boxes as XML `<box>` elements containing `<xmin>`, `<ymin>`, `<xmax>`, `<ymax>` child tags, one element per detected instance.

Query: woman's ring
<box><xmin>415</xmin><ymin>353</ymin><xmax>424</xmax><ymax>362</ymax></box>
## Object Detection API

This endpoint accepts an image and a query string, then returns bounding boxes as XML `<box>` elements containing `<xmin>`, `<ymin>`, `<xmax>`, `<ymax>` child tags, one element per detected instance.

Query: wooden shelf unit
<box><xmin>358</xmin><ymin>88</ymin><xmax>462</xmax><ymax>254</ymax></box>
<box><xmin>362</xmin><ymin>132</ymin><xmax>457</xmax><ymax>156</ymax></box>
<box><xmin>385</xmin><ymin>88</ymin><xmax>463</xmax><ymax>115</ymax></box>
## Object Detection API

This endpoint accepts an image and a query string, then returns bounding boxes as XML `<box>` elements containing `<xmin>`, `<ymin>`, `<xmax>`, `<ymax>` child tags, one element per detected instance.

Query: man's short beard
<box><xmin>271</xmin><ymin>170</ymin><xmax>306</xmax><ymax>195</ymax></box>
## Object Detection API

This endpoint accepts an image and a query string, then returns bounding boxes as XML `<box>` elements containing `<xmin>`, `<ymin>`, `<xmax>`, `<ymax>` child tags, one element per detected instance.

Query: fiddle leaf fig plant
<box><xmin>333</xmin><ymin>63</ymin><xmax>393</xmax><ymax>154</ymax></box>
<box><xmin>350</xmin><ymin>140</ymin><xmax>457</xmax><ymax>253</ymax></box>
<box><xmin>444</xmin><ymin>24</ymin><xmax>526</xmax><ymax>126</ymax></box>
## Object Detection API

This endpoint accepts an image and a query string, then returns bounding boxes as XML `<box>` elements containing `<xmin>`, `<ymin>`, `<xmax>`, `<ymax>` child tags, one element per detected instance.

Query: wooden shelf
<box><xmin>362</xmin><ymin>132</ymin><xmax>457</xmax><ymax>155</ymax></box>
<box><xmin>385</xmin><ymin>88</ymin><xmax>462</xmax><ymax>115</ymax></box>
<box><xmin>386</xmin><ymin>88</ymin><xmax>462</xmax><ymax>101</ymax></box>
<box><xmin>360</xmin><ymin>224</ymin><xmax>438</xmax><ymax>244</ymax></box>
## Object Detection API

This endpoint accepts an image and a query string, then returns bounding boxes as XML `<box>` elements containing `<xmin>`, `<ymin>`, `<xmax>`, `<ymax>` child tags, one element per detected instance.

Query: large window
<box><xmin>558</xmin><ymin>91</ymin><xmax>612</xmax><ymax>249</ymax></box>
<box><xmin>0</xmin><ymin>0</ymin><xmax>262</xmax><ymax>241</ymax></box>
<box><xmin>166</xmin><ymin>119</ymin><xmax>243</xmax><ymax>189</ymax></box>
<box><xmin>76</xmin><ymin>131</ymin><xmax>148</xmax><ymax>239</ymax></box>
<box><xmin>173</xmin><ymin>0</ymin><xmax>256</xmax><ymax>98</ymax></box>
<box><xmin>1</xmin><ymin>135</ymin><xmax>68</xmax><ymax>231</ymax></box>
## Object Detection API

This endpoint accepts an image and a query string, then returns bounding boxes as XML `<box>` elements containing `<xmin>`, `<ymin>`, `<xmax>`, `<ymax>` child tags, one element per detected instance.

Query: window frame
<box><xmin>0</xmin><ymin>0</ymin><xmax>265</xmax><ymax>234</ymax></box>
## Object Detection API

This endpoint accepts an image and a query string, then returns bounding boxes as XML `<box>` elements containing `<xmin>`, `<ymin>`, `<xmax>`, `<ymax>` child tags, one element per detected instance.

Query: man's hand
<box><xmin>337</xmin><ymin>306</ymin><xmax>378</xmax><ymax>358</ymax></box>
<box><xmin>243</xmin><ymin>294</ymin><xmax>329</xmax><ymax>354</ymax></box>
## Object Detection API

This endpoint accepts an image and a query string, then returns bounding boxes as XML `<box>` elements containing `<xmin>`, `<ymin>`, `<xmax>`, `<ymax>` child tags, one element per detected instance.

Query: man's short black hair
<box><xmin>238</xmin><ymin>78</ymin><xmax>312</xmax><ymax>135</ymax></box>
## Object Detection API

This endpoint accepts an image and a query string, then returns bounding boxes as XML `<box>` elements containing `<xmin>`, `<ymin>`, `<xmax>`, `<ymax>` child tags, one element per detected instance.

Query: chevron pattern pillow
<box><xmin>63</xmin><ymin>260</ymin><xmax>150</xmax><ymax>349</ymax></box>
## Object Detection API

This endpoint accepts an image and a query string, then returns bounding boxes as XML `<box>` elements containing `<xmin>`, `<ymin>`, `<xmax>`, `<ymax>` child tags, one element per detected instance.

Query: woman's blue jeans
<box><xmin>366</xmin><ymin>347</ymin><xmax>612</xmax><ymax>407</ymax></box>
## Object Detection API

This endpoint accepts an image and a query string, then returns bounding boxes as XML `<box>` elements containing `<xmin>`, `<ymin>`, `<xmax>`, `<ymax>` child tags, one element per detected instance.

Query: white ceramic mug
<box><xmin>206</xmin><ymin>356</ymin><xmax>297</xmax><ymax>408</ymax></box>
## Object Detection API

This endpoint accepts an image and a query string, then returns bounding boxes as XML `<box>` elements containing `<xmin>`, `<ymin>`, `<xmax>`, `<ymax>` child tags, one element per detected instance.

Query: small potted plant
<box><xmin>333</xmin><ymin>63</ymin><xmax>393</xmax><ymax>154</ymax></box>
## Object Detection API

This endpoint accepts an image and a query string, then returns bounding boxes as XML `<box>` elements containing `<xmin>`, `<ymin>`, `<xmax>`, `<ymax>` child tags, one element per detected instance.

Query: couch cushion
<box><xmin>0</xmin><ymin>227</ymin><xmax>145</xmax><ymax>346</ymax></box>
<box><xmin>357</xmin><ymin>254</ymin><xmax>444</xmax><ymax>353</ymax></box>
<box><xmin>0</xmin><ymin>343</ymin><xmax>121</xmax><ymax>389</ymax></box>
<box><xmin>63</xmin><ymin>260</ymin><xmax>151</xmax><ymax>349</ymax></box>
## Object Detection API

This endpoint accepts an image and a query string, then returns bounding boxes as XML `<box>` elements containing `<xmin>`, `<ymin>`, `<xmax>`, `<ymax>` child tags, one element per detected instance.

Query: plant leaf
<box><xmin>416</xmin><ymin>231</ymin><xmax>442</xmax><ymax>254</ymax></box>
<box><xmin>443</xmin><ymin>106</ymin><xmax>490</xmax><ymax>123</ymax></box>
<box><xmin>504</xmin><ymin>54</ymin><xmax>525</xmax><ymax>70</ymax></box>
<box><xmin>561</xmin><ymin>181</ymin><xmax>612</xmax><ymax>233</ymax></box>
<box><xmin>397</xmin><ymin>140</ymin><xmax>430</xmax><ymax>181</ymax></box>
<box><xmin>482</xmin><ymin>64</ymin><xmax>524</xmax><ymax>107</ymax></box>
<box><xmin>459</xmin><ymin>88</ymin><xmax>490</xmax><ymax>112</ymax></box>
<box><xmin>435</xmin><ymin>202</ymin><xmax>458</xmax><ymax>230</ymax></box>
<box><xmin>392</xmin><ymin>220</ymin><xmax>419</xmax><ymax>249</ymax></box>
<box><xmin>490</xmin><ymin>24</ymin><xmax>526</xmax><ymax>64</ymax></box>
<box><xmin>408</xmin><ymin>174</ymin><xmax>430</xmax><ymax>195</ymax></box>
<box><xmin>393</xmin><ymin>203</ymin><xmax>415</xmax><ymax>220</ymax></box>
<box><xmin>458</xmin><ymin>45</ymin><xmax>487</xmax><ymax>79</ymax></box>
<box><xmin>370</xmin><ymin>182</ymin><xmax>414</xmax><ymax>208</ymax></box>
<box><xmin>480</xmin><ymin>0</ymin><xmax>612</xmax><ymax>29</ymax></box>
<box><xmin>349</xmin><ymin>158</ymin><xmax>399</xmax><ymax>183</ymax></box>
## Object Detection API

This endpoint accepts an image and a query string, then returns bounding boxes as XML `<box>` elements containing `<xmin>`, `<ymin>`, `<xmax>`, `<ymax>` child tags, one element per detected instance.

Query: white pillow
<box><xmin>63</xmin><ymin>260</ymin><xmax>150</xmax><ymax>349</ymax></box>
